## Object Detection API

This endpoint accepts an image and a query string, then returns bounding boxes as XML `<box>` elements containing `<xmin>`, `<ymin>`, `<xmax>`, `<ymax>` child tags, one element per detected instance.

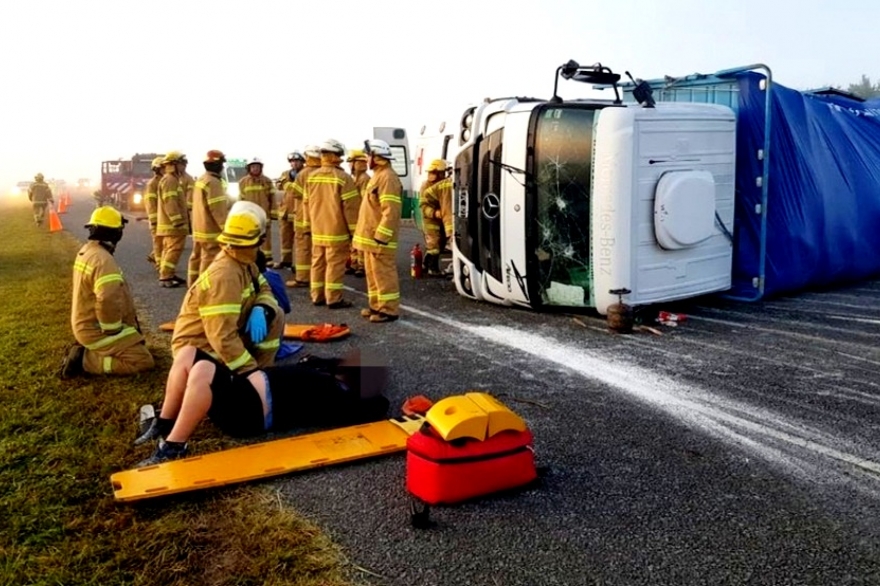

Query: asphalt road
<box><xmin>64</xmin><ymin>195</ymin><xmax>880</xmax><ymax>585</ymax></box>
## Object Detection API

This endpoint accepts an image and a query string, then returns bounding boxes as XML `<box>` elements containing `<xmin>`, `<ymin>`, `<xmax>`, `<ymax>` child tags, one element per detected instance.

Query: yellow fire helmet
<box><xmin>217</xmin><ymin>201</ymin><xmax>267</xmax><ymax>247</ymax></box>
<box><xmin>85</xmin><ymin>206</ymin><xmax>127</xmax><ymax>229</ymax></box>
<box><xmin>151</xmin><ymin>156</ymin><xmax>164</xmax><ymax>169</ymax></box>
<box><xmin>34</xmin><ymin>172</ymin><xmax>44</xmax><ymax>181</ymax></box>
<box><xmin>427</xmin><ymin>159</ymin><xmax>448</xmax><ymax>172</ymax></box>
<box><xmin>162</xmin><ymin>150</ymin><xmax>185</xmax><ymax>165</ymax></box>
<box><xmin>347</xmin><ymin>149</ymin><xmax>368</xmax><ymax>162</ymax></box>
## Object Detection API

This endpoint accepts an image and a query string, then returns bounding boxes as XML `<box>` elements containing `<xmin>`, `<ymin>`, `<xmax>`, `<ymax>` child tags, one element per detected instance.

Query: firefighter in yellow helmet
<box><xmin>353</xmin><ymin>139</ymin><xmax>403</xmax><ymax>322</ymax></box>
<box><xmin>60</xmin><ymin>206</ymin><xmax>155</xmax><ymax>378</ymax></box>
<box><xmin>285</xmin><ymin>145</ymin><xmax>321</xmax><ymax>288</ymax></box>
<box><xmin>345</xmin><ymin>149</ymin><xmax>369</xmax><ymax>277</ymax></box>
<box><xmin>186</xmin><ymin>150</ymin><xmax>231</xmax><ymax>286</ymax></box>
<box><xmin>156</xmin><ymin>151</ymin><xmax>190</xmax><ymax>287</ymax></box>
<box><xmin>28</xmin><ymin>173</ymin><xmax>54</xmax><ymax>225</ymax></box>
<box><xmin>419</xmin><ymin>159</ymin><xmax>453</xmax><ymax>276</ymax></box>
<box><xmin>171</xmin><ymin>200</ymin><xmax>284</xmax><ymax>374</ymax></box>
<box><xmin>301</xmin><ymin>139</ymin><xmax>360</xmax><ymax>308</ymax></box>
<box><xmin>275</xmin><ymin>151</ymin><xmax>305</xmax><ymax>270</ymax></box>
<box><xmin>238</xmin><ymin>158</ymin><xmax>276</xmax><ymax>263</ymax></box>
<box><xmin>144</xmin><ymin>156</ymin><xmax>165</xmax><ymax>268</ymax></box>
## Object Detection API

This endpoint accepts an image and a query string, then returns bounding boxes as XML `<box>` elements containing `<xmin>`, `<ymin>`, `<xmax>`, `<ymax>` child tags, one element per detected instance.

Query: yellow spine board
<box><xmin>111</xmin><ymin>415</ymin><xmax>424</xmax><ymax>502</ymax></box>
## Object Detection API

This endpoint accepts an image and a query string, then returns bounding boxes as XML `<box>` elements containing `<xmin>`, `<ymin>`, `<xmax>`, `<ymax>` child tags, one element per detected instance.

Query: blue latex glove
<box><xmin>245</xmin><ymin>306</ymin><xmax>267</xmax><ymax>344</ymax></box>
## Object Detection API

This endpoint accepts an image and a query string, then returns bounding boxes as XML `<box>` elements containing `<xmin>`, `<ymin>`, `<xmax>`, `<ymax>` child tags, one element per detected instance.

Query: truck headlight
<box><xmin>133</xmin><ymin>192</ymin><xmax>143</xmax><ymax>204</ymax></box>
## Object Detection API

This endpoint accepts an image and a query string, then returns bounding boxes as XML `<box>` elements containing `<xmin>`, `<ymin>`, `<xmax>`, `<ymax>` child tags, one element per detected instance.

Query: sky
<box><xmin>1</xmin><ymin>0</ymin><xmax>878</xmax><ymax>189</ymax></box>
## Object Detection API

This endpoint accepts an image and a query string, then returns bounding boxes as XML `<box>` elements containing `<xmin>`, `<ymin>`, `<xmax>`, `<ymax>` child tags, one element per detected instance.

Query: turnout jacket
<box><xmin>286</xmin><ymin>161</ymin><xmax>320</xmax><ymax>227</ymax></box>
<box><xmin>143</xmin><ymin>175</ymin><xmax>161</xmax><ymax>229</ymax></box>
<box><xmin>156</xmin><ymin>171</ymin><xmax>189</xmax><ymax>236</ymax></box>
<box><xmin>71</xmin><ymin>241</ymin><xmax>145</xmax><ymax>352</ymax></box>
<box><xmin>353</xmin><ymin>164</ymin><xmax>403</xmax><ymax>254</ymax></box>
<box><xmin>191</xmin><ymin>171</ymin><xmax>229</xmax><ymax>243</ymax></box>
<box><xmin>171</xmin><ymin>248</ymin><xmax>280</xmax><ymax>374</ymax></box>
<box><xmin>28</xmin><ymin>181</ymin><xmax>53</xmax><ymax>204</ymax></box>
<box><xmin>302</xmin><ymin>164</ymin><xmax>359</xmax><ymax>246</ymax></box>
<box><xmin>420</xmin><ymin>177</ymin><xmax>453</xmax><ymax>234</ymax></box>
<box><xmin>238</xmin><ymin>174</ymin><xmax>276</xmax><ymax>220</ymax></box>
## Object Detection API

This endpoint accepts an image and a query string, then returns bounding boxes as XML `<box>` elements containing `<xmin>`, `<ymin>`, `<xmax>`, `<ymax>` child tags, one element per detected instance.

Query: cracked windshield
<box><xmin>533</xmin><ymin>106</ymin><xmax>597</xmax><ymax>307</ymax></box>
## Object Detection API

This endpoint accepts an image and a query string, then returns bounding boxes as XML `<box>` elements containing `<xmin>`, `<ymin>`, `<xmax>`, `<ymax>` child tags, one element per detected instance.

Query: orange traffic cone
<box><xmin>48</xmin><ymin>205</ymin><xmax>63</xmax><ymax>233</ymax></box>
<box><xmin>57</xmin><ymin>197</ymin><xmax>67</xmax><ymax>214</ymax></box>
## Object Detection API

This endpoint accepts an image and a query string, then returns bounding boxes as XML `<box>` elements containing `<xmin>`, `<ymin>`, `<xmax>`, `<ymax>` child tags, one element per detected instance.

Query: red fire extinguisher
<box><xmin>411</xmin><ymin>243</ymin><xmax>423</xmax><ymax>279</ymax></box>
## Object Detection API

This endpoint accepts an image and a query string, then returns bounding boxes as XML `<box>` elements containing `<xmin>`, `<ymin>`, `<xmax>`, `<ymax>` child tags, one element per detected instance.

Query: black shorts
<box><xmin>193</xmin><ymin>349</ymin><xmax>265</xmax><ymax>438</ymax></box>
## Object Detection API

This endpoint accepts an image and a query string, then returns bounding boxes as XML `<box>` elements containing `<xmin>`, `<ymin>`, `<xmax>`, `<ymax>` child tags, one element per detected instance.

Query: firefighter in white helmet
<box><xmin>238</xmin><ymin>157</ymin><xmax>276</xmax><ymax>263</ymax></box>
<box><xmin>144</xmin><ymin>156</ymin><xmax>165</xmax><ymax>268</ymax></box>
<box><xmin>419</xmin><ymin>159</ymin><xmax>453</xmax><ymax>276</ymax></box>
<box><xmin>302</xmin><ymin>139</ymin><xmax>359</xmax><ymax>308</ymax></box>
<box><xmin>171</xmin><ymin>200</ymin><xmax>284</xmax><ymax>376</ymax></box>
<box><xmin>156</xmin><ymin>151</ymin><xmax>190</xmax><ymax>287</ymax></box>
<box><xmin>186</xmin><ymin>150</ymin><xmax>231</xmax><ymax>286</ymax></box>
<box><xmin>286</xmin><ymin>145</ymin><xmax>321</xmax><ymax>288</ymax></box>
<box><xmin>345</xmin><ymin>149</ymin><xmax>370</xmax><ymax>277</ymax></box>
<box><xmin>60</xmin><ymin>206</ymin><xmax>155</xmax><ymax>378</ymax></box>
<box><xmin>275</xmin><ymin>151</ymin><xmax>305</xmax><ymax>270</ymax></box>
<box><xmin>353</xmin><ymin>139</ymin><xmax>403</xmax><ymax>322</ymax></box>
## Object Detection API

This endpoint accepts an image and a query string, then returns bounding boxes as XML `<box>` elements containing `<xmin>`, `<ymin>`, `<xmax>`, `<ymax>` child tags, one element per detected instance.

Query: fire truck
<box><xmin>100</xmin><ymin>153</ymin><xmax>162</xmax><ymax>211</ymax></box>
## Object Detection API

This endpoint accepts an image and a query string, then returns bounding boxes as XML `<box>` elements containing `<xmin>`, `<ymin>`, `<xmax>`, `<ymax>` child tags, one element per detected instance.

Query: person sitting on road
<box><xmin>60</xmin><ymin>206</ymin><xmax>156</xmax><ymax>378</ymax></box>
<box><xmin>134</xmin><ymin>348</ymin><xmax>390</xmax><ymax>466</ymax></box>
<box><xmin>170</xmin><ymin>200</ymin><xmax>285</xmax><ymax>373</ymax></box>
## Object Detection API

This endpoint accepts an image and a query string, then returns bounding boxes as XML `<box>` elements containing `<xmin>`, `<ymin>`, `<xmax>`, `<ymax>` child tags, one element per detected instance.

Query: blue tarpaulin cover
<box><xmin>730</xmin><ymin>72</ymin><xmax>880</xmax><ymax>298</ymax></box>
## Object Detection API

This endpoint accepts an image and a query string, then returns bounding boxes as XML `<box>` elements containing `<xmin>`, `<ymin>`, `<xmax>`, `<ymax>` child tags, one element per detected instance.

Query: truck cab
<box><xmin>450</xmin><ymin>62</ymin><xmax>737</xmax><ymax>315</ymax></box>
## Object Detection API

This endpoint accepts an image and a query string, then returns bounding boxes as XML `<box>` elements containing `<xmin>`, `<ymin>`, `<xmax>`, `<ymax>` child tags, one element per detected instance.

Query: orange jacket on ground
<box><xmin>302</xmin><ymin>163</ymin><xmax>359</xmax><ymax>246</ymax></box>
<box><xmin>156</xmin><ymin>172</ymin><xmax>189</xmax><ymax>236</ymax></box>
<box><xmin>171</xmin><ymin>248</ymin><xmax>280</xmax><ymax>373</ymax></box>
<box><xmin>71</xmin><ymin>241</ymin><xmax>145</xmax><ymax>352</ymax></box>
<box><xmin>191</xmin><ymin>172</ymin><xmax>229</xmax><ymax>243</ymax></box>
<box><xmin>353</xmin><ymin>164</ymin><xmax>403</xmax><ymax>254</ymax></box>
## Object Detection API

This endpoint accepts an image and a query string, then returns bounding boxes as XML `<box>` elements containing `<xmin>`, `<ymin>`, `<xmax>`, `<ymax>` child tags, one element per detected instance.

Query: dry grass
<box><xmin>0</xmin><ymin>198</ymin><xmax>355</xmax><ymax>586</ymax></box>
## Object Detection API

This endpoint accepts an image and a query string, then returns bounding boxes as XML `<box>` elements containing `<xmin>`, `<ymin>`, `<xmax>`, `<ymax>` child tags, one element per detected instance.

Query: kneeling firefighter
<box><xmin>60</xmin><ymin>206</ymin><xmax>156</xmax><ymax>378</ymax></box>
<box><xmin>171</xmin><ymin>201</ymin><xmax>285</xmax><ymax>373</ymax></box>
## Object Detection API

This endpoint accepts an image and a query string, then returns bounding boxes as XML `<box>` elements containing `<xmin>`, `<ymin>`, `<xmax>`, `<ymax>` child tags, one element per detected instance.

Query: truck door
<box><xmin>372</xmin><ymin>127</ymin><xmax>413</xmax><ymax>218</ymax></box>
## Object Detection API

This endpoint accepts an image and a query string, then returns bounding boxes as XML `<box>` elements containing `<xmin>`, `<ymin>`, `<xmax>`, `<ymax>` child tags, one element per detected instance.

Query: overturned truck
<box><xmin>449</xmin><ymin>62</ymin><xmax>880</xmax><ymax>314</ymax></box>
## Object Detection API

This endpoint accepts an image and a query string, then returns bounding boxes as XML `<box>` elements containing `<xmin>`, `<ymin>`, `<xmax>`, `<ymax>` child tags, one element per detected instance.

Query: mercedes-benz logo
<box><xmin>481</xmin><ymin>193</ymin><xmax>500</xmax><ymax>220</ymax></box>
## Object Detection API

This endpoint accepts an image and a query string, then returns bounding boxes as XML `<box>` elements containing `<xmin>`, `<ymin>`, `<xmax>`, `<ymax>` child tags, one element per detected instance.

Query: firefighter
<box><xmin>238</xmin><ymin>157</ymin><xmax>276</xmax><ymax>263</ymax></box>
<box><xmin>27</xmin><ymin>173</ymin><xmax>54</xmax><ymax>225</ymax></box>
<box><xmin>346</xmin><ymin>149</ymin><xmax>370</xmax><ymax>277</ymax></box>
<box><xmin>419</xmin><ymin>159</ymin><xmax>453</xmax><ymax>276</ymax></box>
<box><xmin>144</xmin><ymin>156</ymin><xmax>164</xmax><ymax>268</ymax></box>
<box><xmin>156</xmin><ymin>151</ymin><xmax>189</xmax><ymax>287</ymax></box>
<box><xmin>302</xmin><ymin>139</ymin><xmax>360</xmax><ymax>308</ymax></box>
<box><xmin>286</xmin><ymin>145</ymin><xmax>321</xmax><ymax>288</ymax></box>
<box><xmin>186</xmin><ymin>150</ymin><xmax>230</xmax><ymax>286</ymax></box>
<box><xmin>170</xmin><ymin>200</ymin><xmax>284</xmax><ymax>374</ymax></box>
<box><xmin>275</xmin><ymin>151</ymin><xmax>305</xmax><ymax>270</ymax></box>
<box><xmin>353</xmin><ymin>139</ymin><xmax>403</xmax><ymax>323</ymax></box>
<box><xmin>59</xmin><ymin>206</ymin><xmax>155</xmax><ymax>378</ymax></box>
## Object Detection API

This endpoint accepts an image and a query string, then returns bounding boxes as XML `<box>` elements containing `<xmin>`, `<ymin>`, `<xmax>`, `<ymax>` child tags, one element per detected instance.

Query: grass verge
<box><xmin>0</xmin><ymin>198</ymin><xmax>355</xmax><ymax>586</ymax></box>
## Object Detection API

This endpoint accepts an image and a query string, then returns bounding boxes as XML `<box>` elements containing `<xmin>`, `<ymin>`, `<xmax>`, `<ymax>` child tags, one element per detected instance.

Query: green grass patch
<box><xmin>0</xmin><ymin>199</ymin><xmax>355</xmax><ymax>586</ymax></box>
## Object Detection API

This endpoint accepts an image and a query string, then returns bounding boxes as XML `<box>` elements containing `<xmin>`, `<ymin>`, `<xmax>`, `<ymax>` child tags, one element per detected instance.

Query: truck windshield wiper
<box><xmin>487</xmin><ymin>159</ymin><xmax>530</xmax><ymax>186</ymax></box>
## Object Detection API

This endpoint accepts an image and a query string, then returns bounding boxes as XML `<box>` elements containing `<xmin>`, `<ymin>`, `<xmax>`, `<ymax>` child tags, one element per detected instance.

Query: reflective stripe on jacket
<box><xmin>156</xmin><ymin>172</ymin><xmax>189</xmax><ymax>236</ymax></box>
<box><xmin>238</xmin><ymin>174</ymin><xmax>275</xmax><ymax>220</ymax></box>
<box><xmin>191</xmin><ymin>172</ymin><xmax>229</xmax><ymax>243</ymax></box>
<box><xmin>144</xmin><ymin>175</ymin><xmax>161</xmax><ymax>224</ymax></box>
<box><xmin>302</xmin><ymin>165</ymin><xmax>359</xmax><ymax>246</ymax></box>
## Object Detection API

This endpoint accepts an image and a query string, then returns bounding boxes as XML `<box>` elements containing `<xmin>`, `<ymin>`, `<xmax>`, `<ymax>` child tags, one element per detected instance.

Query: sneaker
<box><xmin>136</xmin><ymin>439</ymin><xmax>188</xmax><ymax>467</ymax></box>
<box><xmin>133</xmin><ymin>417</ymin><xmax>161</xmax><ymax>446</ymax></box>
<box><xmin>160</xmin><ymin>276</ymin><xmax>186</xmax><ymax>288</ymax></box>
<box><xmin>59</xmin><ymin>343</ymin><xmax>85</xmax><ymax>379</ymax></box>
<box><xmin>369</xmin><ymin>312</ymin><xmax>399</xmax><ymax>323</ymax></box>
<box><xmin>328</xmin><ymin>300</ymin><xmax>352</xmax><ymax>309</ymax></box>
